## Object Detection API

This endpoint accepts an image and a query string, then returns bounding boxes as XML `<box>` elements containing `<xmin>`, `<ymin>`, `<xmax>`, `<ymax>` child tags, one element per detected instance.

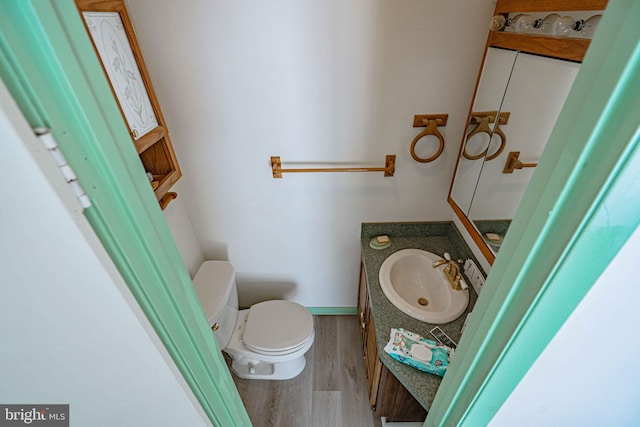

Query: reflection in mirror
<box><xmin>465</xmin><ymin>53</ymin><xmax>580</xmax><ymax>253</ymax></box>
<box><xmin>449</xmin><ymin>1</ymin><xmax>607</xmax><ymax>265</ymax></box>
<box><xmin>451</xmin><ymin>48</ymin><xmax>518</xmax><ymax>214</ymax></box>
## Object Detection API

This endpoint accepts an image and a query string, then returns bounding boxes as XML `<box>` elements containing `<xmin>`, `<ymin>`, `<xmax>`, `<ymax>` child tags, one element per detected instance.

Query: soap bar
<box><xmin>485</xmin><ymin>233</ymin><xmax>500</xmax><ymax>242</ymax></box>
<box><xmin>369</xmin><ymin>236</ymin><xmax>391</xmax><ymax>250</ymax></box>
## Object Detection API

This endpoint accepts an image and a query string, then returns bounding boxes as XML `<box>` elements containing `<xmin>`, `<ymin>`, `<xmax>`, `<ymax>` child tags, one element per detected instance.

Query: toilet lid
<box><xmin>244</xmin><ymin>300</ymin><xmax>313</xmax><ymax>353</ymax></box>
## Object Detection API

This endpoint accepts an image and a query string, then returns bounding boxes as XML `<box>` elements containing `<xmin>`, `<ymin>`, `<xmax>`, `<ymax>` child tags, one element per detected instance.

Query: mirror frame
<box><xmin>447</xmin><ymin>0</ymin><xmax>608</xmax><ymax>265</ymax></box>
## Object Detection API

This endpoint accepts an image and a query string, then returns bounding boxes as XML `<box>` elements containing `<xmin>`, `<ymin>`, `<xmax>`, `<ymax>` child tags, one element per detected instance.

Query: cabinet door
<box><xmin>81</xmin><ymin>10</ymin><xmax>158</xmax><ymax>140</ymax></box>
<box><xmin>450</xmin><ymin>48</ymin><xmax>518</xmax><ymax>214</ymax></box>
<box><xmin>357</xmin><ymin>262</ymin><xmax>369</xmax><ymax>345</ymax></box>
<box><xmin>468</xmin><ymin>53</ymin><xmax>579</xmax><ymax>221</ymax></box>
<box><xmin>364</xmin><ymin>309</ymin><xmax>382</xmax><ymax>410</ymax></box>
<box><xmin>358</xmin><ymin>260</ymin><xmax>428</xmax><ymax>419</ymax></box>
<box><xmin>359</xmin><ymin>262</ymin><xmax>381</xmax><ymax>407</ymax></box>
<box><xmin>76</xmin><ymin>0</ymin><xmax>181</xmax><ymax>208</ymax></box>
<box><xmin>377</xmin><ymin>368</ymin><xmax>428</xmax><ymax>422</ymax></box>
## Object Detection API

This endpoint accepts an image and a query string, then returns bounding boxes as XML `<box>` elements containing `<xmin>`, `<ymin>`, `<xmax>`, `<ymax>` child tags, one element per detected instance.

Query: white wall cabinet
<box><xmin>468</xmin><ymin>52</ymin><xmax>579</xmax><ymax>221</ymax></box>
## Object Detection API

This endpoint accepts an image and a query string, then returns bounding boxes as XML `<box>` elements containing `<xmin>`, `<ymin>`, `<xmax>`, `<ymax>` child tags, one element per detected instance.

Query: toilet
<box><xmin>193</xmin><ymin>260</ymin><xmax>315</xmax><ymax>380</ymax></box>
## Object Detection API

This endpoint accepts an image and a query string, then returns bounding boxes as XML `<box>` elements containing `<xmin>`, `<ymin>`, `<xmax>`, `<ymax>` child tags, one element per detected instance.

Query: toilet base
<box><xmin>230</xmin><ymin>354</ymin><xmax>307</xmax><ymax>380</ymax></box>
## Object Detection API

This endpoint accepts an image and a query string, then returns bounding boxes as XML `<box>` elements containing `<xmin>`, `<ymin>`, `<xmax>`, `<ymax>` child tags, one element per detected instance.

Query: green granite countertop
<box><xmin>360</xmin><ymin>222</ymin><xmax>481</xmax><ymax>412</ymax></box>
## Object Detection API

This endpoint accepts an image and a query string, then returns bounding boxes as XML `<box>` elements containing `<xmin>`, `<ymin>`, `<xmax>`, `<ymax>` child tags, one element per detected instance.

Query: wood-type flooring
<box><xmin>232</xmin><ymin>315</ymin><xmax>383</xmax><ymax>427</ymax></box>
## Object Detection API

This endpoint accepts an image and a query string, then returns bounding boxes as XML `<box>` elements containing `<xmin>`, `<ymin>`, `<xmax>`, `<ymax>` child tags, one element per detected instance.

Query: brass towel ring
<box><xmin>410</xmin><ymin>120</ymin><xmax>445</xmax><ymax>163</ymax></box>
<box><xmin>463</xmin><ymin>117</ymin><xmax>492</xmax><ymax>160</ymax></box>
<box><xmin>463</xmin><ymin>117</ymin><xmax>507</xmax><ymax>161</ymax></box>
<box><xmin>485</xmin><ymin>121</ymin><xmax>507</xmax><ymax>161</ymax></box>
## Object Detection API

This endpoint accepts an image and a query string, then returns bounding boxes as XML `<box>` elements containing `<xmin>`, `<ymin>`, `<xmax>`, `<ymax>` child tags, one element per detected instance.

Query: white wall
<box><xmin>489</xmin><ymin>225</ymin><xmax>640</xmax><ymax>426</ymax></box>
<box><xmin>126</xmin><ymin>0</ymin><xmax>494</xmax><ymax>307</ymax></box>
<box><xmin>0</xmin><ymin>83</ymin><xmax>209</xmax><ymax>426</ymax></box>
<box><xmin>162</xmin><ymin>181</ymin><xmax>205</xmax><ymax>277</ymax></box>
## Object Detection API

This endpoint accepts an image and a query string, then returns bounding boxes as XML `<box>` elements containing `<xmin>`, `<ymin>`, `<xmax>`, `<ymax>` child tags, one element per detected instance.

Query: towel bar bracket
<box><xmin>412</xmin><ymin>114</ymin><xmax>448</xmax><ymax>128</ymax></box>
<box><xmin>503</xmin><ymin>151</ymin><xmax>537</xmax><ymax>174</ymax></box>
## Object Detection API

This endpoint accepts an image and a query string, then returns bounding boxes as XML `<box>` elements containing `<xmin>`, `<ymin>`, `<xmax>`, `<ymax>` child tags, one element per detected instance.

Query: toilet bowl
<box><xmin>193</xmin><ymin>260</ymin><xmax>314</xmax><ymax>380</ymax></box>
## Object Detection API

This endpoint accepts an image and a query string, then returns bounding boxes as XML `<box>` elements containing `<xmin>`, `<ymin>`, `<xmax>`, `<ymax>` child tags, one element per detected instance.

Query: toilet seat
<box><xmin>243</xmin><ymin>300</ymin><xmax>314</xmax><ymax>355</ymax></box>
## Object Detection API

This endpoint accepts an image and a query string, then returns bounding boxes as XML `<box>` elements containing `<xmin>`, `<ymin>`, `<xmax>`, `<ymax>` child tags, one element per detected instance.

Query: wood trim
<box><xmin>73</xmin><ymin>0</ymin><xmax>127</xmax><ymax>11</ymax></box>
<box><xmin>449</xmin><ymin>197</ymin><xmax>496</xmax><ymax>264</ymax></box>
<box><xmin>135</xmin><ymin>126</ymin><xmax>165</xmax><ymax>153</ymax></box>
<box><xmin>489</xmin><ymin>32</ymin><xmax>591</xmax><ymax>62</ymax></box>
<box><xmin>357</xmin><ymin>262</ymin><xmax>368</xmax><ymax>339</ymax></box>
<box><xmin>369</xmin><ymin>352</ymin><xmax>383</xmax><ymax>409</ymax></box>
<box><xmin>363</xmin><ymin>307</ymin><xmax>382</xmax><ymax>409</ymax></box>
<box><xmin>495</xmin><ymin>0</ymin><xmax>607</xmax><ymax>14</ymax></box>
<box><xmin>155</xmin><ymin>170</ymin><xmax>180</xmax><ymax>201</ymax></box>
<box><xmin>74</xmin><ymin>0</ymin><xmax>182</xmax><ymax>204</ymax></box>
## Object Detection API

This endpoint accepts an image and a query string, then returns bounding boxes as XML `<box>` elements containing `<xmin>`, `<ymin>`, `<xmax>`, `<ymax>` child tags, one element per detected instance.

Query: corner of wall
<box><xmin>162</xmin><ymin>183</ymin><xmax>205</xmax><ymax>277</ymax></box>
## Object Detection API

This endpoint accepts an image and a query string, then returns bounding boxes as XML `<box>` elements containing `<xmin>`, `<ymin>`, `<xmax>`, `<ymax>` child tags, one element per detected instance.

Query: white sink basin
<box><xmin>379</xmin><ymin>249</ymin><xmax>469</xmax><ymax>324</ymax></box>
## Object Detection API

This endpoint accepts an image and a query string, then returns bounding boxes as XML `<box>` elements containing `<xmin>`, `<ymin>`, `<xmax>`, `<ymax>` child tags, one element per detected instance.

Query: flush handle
<box><xmin>211</xmin><ymin>323</ymin><xmax>220</xmax><ymax>332</ymax></box>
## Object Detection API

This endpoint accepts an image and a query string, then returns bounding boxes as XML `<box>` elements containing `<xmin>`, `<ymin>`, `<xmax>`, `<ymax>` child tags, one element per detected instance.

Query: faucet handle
<box><xmin>444</xmin><ymin>252</ymin><xmax>451</xmax><ymax>261</ymax></box>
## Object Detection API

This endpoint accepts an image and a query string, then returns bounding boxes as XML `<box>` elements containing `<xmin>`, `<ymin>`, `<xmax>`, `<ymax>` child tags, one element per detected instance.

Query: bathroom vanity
<box><xmin>358</xmin><ymin>223</ymin><xmax>479</xmax><ymax>422</ymax></box>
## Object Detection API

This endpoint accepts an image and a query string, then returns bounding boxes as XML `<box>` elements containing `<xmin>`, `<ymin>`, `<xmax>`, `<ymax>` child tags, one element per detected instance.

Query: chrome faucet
<box><xmin>432</xmin><ymin>253</ymin><xmax>467</xmax><ymax>291</ymax></box>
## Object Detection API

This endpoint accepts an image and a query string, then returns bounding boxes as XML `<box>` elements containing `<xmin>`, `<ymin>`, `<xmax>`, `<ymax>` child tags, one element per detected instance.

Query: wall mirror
<box><xmin>448</xmin><ymin>0</ymin><xmax>607</xmax><ymax>265</ymax></box>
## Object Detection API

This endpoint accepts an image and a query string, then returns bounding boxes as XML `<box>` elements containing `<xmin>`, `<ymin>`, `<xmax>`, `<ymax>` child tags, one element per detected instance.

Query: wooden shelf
<box><xmin>489</xmin><ymin>31</ymin><xmax>591</xmax><ymax>62</ymax></box>
<box><xmin>76</xmin><ymin>0</ymin><xmax>181</xmax><ymax>208</ymax></box>
<box><xmin>134</xmin><ymin>126</ymin><xmax>166</xmax><ymax>154</ymax></box>
<box><xmin>494</xmin><ymin>0</ymin><xmax>607</xmax><ymax>14</ymax></box>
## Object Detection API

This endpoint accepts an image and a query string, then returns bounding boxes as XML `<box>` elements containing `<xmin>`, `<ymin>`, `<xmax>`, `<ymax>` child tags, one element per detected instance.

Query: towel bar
<box><xmin>270</xmin><ymin>155</ymin><xmax>396</xmax><ymax>178</ymax></box>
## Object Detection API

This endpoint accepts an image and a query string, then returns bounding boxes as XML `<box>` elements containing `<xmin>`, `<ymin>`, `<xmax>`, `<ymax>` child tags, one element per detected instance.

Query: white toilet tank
<box><xmin>192</xmin><ymin>261</ymin><xmax>239</xmax><ymax>350</ymax></box>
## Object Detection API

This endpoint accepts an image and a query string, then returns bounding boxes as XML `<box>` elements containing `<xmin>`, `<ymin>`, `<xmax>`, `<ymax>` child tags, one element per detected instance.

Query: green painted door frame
<box><xmin>429</xmin><ymin>2</ymin><xmax>640</xmax><ymax>425</ymax></box>
<box><xmin>0</xmin><ymin>1</ymin><xmax>250</xmax><ymax>426</ymax></box>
